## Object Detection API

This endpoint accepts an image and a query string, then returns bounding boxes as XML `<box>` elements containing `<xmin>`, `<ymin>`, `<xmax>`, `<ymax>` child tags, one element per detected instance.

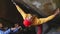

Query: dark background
<box><xmin>0</xmin><ymin>0</ymin><xmax>60</xmax><ymax>34</ymax></box>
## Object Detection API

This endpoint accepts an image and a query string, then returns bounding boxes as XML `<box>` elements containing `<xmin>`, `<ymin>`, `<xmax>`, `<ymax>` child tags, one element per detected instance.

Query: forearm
<box><xmin>31</xmin><ymin>14</ymin><xmax>56</xmax><ymax>26</ymax></box>
<box><xmin>32</xmin><ymin>14</ymin><xmax>55</xmax><ymax>25</ymax></box>
<box><xmin>11</xmin><ymin>26</ymin><xmax>21</xmax><ymax>32</ymax></box>
<box><xmin>4</xmin><ymin>29</ymin><xmax>11</xmax><ymax>34</ymax></box>
<box><xmin>38</xmin><ymin>8</ymin><xmax>59</xmax><ymax>24</ymax></box>
<box><xmin>15</xmin><ymin>4</ymin><xmax>27</xmax><ymax>19</ymax></box>
<box><xmin>44</xmin><ymin>15</ymin><xmax>55</xmax><ymax>22</ymax></box>
<box><xmin>12</xmin><ymin>28</ymin><xmax>19</xmax><ymax>32</ymax></box>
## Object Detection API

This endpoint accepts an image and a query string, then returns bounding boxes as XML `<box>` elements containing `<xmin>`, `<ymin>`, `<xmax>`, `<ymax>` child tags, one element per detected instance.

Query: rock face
<box><xmin>20</xmin><ymin>0</ymin><xmax>56</xmax><ymax>17</ymax></box>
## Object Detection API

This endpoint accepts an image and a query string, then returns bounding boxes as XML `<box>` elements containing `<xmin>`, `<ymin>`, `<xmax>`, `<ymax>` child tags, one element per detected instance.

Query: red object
<box><xmin>23</xmin><ymin>19</ymin><xmax>31</xmax><ymax>27</ymax></box>
<box><xmin>37</xmin><ymin>25</ymin><xmax>42</xmax><ymax>34</ymax></box>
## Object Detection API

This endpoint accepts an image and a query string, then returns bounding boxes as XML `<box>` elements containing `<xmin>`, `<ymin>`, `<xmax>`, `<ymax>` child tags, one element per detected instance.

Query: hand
<box><xmin>54</xmin><ymin>8</ymin><xmax>60</xmax><ymax>15</ymax></box>
<box><xmin>18</xmin><ymin>26</ymin><xmax>22</xmax><ymax>29</ymax></box>
<box><xmin>11</xmin><ymin>28</ymin><xmax>16</xmax><ymax>30</ymax></box>
<box><xmin>11</xmin><ymin>0</ymin><xmax>16</xmax><ymax>5</ymax></box>
<box><xmin>11</xmin><ymin>26</ymin><xmax>22</xmax><ymax>30</ymax></box>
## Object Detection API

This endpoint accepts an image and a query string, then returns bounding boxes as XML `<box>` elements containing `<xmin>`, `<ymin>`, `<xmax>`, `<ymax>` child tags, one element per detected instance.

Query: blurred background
<box><xmin>0</xmin><ymin>0</ymin><xmax>60</xmax><ymax>34</ymax></box>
